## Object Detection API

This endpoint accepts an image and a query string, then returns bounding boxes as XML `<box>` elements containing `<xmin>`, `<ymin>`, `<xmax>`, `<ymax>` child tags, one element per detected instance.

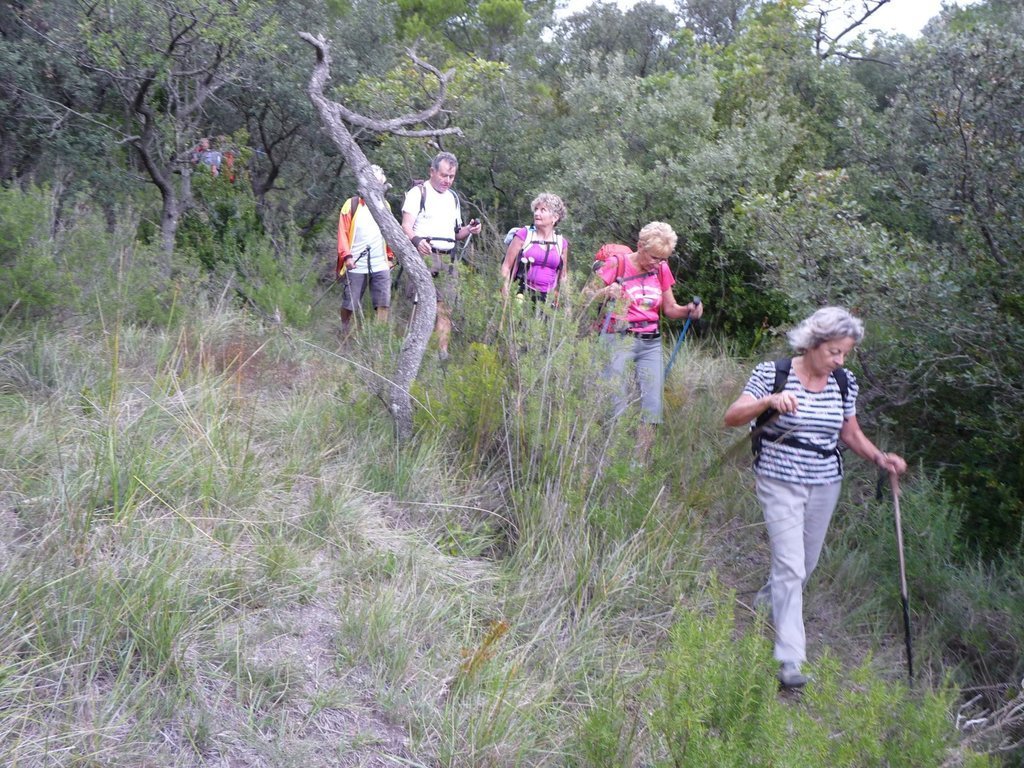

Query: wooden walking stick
<box><xmin>890</xmin><ymin>471</ymin><xmax>914</xmax><ymax>684</ymax></box>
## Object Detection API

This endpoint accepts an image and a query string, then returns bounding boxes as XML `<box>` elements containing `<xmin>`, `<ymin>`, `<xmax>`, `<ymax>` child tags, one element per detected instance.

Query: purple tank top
<box><xmin>515</xmin><ymin>227</ymin><xmax>565</xmax><ymax>294</ymax></box>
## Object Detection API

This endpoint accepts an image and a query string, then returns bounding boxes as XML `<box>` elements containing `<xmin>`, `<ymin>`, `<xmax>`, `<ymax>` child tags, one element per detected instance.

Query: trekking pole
<box><xmin>516</xmin><ymin>256</ymin><xmax>534</xmax><ymax>300</ymax></box>
<box><xmin>344</xmin><ymin>247</ymin><xmax>370</xmax><ymax>327</ymax></box>
<box><xmin>310</xmin><ymin>245</ymin><xmax>369</xmax><ymax>314</ymax></box>
<box><xmin>308</xmin><ymin>276</ymin><xmax>340</xmax><ymax>312</ymax></box>
<box><xmin>664</xmin><ymin>296</ymin><xmax>701</xmax><ymax>377</ymax></box>
<box><xmin>890</xmin><ymin>471</ymin><xmax>915</xmax><ymax>684</ymax></box>
<box><xmin>459</xmin><ymin>228</ymin><xmax>475</xmax><ymax>267</ymax></box>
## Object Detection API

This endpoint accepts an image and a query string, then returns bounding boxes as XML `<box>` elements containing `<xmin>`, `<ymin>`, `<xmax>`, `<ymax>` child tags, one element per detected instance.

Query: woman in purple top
<box><xmin>501</xmin><ymin>193</ymin><xmax>570</xmax><ymax>304</ymax></box>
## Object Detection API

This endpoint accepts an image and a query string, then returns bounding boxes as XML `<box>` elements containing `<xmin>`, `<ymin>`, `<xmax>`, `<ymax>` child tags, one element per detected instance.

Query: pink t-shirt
<box><xmin>597</xmin><ymin>256</ymin><xmax>675</xmax><ymax>334</ymax></box>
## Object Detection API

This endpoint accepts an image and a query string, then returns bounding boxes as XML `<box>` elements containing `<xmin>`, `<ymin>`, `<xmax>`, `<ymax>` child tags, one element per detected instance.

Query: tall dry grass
<box><xmin>0</xmin><ymin>193</ymin><xmax>1018</xmax><ymax>764</ymax></box>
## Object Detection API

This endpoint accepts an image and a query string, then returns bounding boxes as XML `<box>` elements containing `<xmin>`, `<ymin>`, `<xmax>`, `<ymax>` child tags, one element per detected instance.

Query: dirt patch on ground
<box><xmin>175</xmin><ymin>596</ymin><xmax>418</xmax><ymax>768</ymax></box>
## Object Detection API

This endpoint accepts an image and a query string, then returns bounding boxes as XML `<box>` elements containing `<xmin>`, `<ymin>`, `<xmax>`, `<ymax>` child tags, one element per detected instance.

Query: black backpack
<box><xmin>751</xmin><ymin>358</ymin><xmax>849</xmax><ymax>467</ymax></box>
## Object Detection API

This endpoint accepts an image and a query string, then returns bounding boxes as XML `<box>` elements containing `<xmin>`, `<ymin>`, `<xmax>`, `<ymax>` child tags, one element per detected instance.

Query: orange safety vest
<box><xmin>337</xmin><ymin>197</ymin><xmax>395</xmax><ymax>277</ymax></box>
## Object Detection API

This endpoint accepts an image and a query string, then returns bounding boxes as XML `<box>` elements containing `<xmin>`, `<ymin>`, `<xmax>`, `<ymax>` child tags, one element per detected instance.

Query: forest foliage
<box><xmin>4</xmin><ymin>0</ymin><xmax>1020</xmax><ymax>555</ymax></box>
<box><xmin>2</xmin><ymin>0</ymin><xmax>1024</xmax><ymax>763</ymax></box>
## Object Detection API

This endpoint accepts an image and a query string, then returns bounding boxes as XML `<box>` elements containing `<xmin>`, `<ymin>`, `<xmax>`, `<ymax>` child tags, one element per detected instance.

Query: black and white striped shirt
<box><xmin>743</xmin><ymin>361</ymin><xmax>858</xmax><ymax>485</ymax></box>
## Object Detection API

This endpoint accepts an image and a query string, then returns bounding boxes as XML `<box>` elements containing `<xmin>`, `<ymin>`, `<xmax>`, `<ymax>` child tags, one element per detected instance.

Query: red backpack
<box><xmin>593</xmin><ymin>242</ymin><xmax>662</xmax><ymax>287</ymax></box>
<box><xmin>592</xmin><ymin>243</ymin><xmax>658</xmax><ymax>333</ymax></box>
<box><xmin>592</xmin><ymin>243</ymin><xmax>633</xmax><ymax>278</ymax></box>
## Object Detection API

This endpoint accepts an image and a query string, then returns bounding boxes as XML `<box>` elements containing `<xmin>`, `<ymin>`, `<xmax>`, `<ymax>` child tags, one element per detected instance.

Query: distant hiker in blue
<box><xmin>190</xmin><ymin>137</ymin><xmax>222</xmax><ymax>176</ymax></box>
<box><xmin>500</xmin><ymin>193</ymin><xmax>570</xmax><ymax>305</ymax></box>
<box><xmin>724</xmin><ymin>307</ymin><xmax>907</xmax><ymax>690</ymax></box>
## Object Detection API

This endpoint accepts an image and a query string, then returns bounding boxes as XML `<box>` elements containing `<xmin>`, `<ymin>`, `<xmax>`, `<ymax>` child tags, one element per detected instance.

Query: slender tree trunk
<box><xmin>300</xmin><ymin>32</ymin><xmax>461</xmax><ymax>441</ymax></box>
<box><xmin>160</xmin><ymin>192</ymin><xmax>182</xmax><ymax>259</ymax></box>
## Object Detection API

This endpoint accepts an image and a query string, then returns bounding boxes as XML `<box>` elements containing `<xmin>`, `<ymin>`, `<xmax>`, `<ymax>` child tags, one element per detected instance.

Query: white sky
<box><xmin>817</xmin><ymin>0</ymin><xmax>980</xmax><ymax>37</ymax></box>
<box><xmin>556</xmin><ymin>0</ymin><xmax>982</xmax><ymax>38</ymax></box>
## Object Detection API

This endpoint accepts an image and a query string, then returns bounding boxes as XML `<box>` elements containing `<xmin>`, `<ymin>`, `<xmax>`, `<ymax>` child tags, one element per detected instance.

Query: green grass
<box><xmin>0</xmin><ymin>263</ymin><xmax>1019</xmax><ymax>766</ymax></box>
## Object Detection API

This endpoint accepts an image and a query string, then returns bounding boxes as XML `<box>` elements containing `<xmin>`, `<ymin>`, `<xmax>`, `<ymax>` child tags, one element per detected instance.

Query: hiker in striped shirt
<box><xmin>724</xmin><ymin>307</ymin><xmax>907</xmax><ymax>689</ymax></box>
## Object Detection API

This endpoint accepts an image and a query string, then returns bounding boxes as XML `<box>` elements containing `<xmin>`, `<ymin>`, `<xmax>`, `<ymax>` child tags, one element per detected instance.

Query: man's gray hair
<box><xmin>787</xmin><ymin>306</ymin><xmax>865</xmax><ymax>353</ymax></box>
<box><xmin>431</xmin><ymin>151</ymin><xmax>459</xmax><ymax>171</ymax></box>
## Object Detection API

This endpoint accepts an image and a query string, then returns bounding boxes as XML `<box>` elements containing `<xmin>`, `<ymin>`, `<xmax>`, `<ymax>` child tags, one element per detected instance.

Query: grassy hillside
<box><xmin>1</xmin><ymin>281</ymin><xmax>1021</xmax><ymax>767</ymax></box>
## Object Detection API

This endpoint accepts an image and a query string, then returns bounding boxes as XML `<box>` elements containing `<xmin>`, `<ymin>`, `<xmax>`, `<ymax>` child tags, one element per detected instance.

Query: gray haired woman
<box><xmin>724</xmin><ymin>307</ymin><xmax>907</xmax><ymax>689</ymax></box>
<box><xmin>500</xmin><ymin>193</ymin><xmax>570</xmax><ymax>304</ymax></box>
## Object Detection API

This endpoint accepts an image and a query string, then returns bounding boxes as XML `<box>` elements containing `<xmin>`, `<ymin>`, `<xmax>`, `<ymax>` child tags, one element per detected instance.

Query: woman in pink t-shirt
<box><xmin>585</xmin><ymin>221</ymin><xmax>704</xmax><ymax>461</ymax></box>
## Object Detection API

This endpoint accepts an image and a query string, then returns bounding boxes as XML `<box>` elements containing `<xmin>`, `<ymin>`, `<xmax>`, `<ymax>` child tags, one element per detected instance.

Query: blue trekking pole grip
<box><xmin>664</xmin><ymin>296</ymin><xmax>701</xmax><ymax>377</ymax></box>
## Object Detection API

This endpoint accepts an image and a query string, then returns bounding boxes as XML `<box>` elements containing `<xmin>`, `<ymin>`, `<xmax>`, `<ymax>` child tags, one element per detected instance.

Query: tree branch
<box><xmin>300</xmin><ymin>30</ymin><xmax>464</xmax><ymax>441</ymax></box>
<box><xmin>814</xmin><ymin>0</ymin><xmax>895</xmax><ymax>60</ymax></box>
<box><xmin>298</xmin><ymin>33</ymin><xmax>462</xmax><ymax>138</ymax></box>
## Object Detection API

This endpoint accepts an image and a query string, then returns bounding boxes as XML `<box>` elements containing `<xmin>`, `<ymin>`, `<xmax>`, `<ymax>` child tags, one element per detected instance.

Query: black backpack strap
<box><xmin>774</xmin><ymin>357</ymin><xmax>792</xmax><ymax>394</ymax></box>
<box><xmin>833</xmin><ymin>366</ymin><xmax>849</xmax><ymax>403</ymax></box>
<box><xmin>752</xmin><ymin>359</ymin><xmax>850</xmax><ymax>469</ymax></box>
<box><xmin>417</xmin><ymin>182</ymin><xmax>457</xmax><ymax>211</ymax></box>
<box><xmin>418</xmin><ymin>183</ymin><xmax>462</xmax><ymax>241</ymax></box>
<box><xmin>751</xmin><ymin>358</ymin><xmax>790</xmax><ymax>457</ymax></box>
<box><xmin>446</xmin><ymin>188</ymin><xmax>462</xmax><ymax>239</ymax></box>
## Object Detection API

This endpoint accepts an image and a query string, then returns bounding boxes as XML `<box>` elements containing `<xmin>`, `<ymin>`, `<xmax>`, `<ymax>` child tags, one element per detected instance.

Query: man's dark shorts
<box><xmin>406</xmin><ymin>252</ymin><xmax>461</xmax><ymax>306</ymax></box>
<box><xmin>341</xmin><ymin>270</ymin><xmax>391</xmax><ymax>310</ymax></box>
<box><xmin>432</xmin><ymin>263</ymin><xmax>461</xmax><ymax>306</ymax></box>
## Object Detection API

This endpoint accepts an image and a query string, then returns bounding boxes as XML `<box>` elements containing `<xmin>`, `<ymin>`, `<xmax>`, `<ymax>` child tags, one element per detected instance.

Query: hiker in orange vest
<box><xmin>338</xmin><ymin>165</ymin><xmax>395</xmax><ymax>333</ymax></box>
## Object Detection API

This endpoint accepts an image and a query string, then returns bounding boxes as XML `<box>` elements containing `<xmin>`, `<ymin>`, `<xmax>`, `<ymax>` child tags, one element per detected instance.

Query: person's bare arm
<box><xmin>839</xmin><ymin>415</ymin><xmax>908</xmax><ymax>474</ymax></box>
<box><xmin>723</xmin><ymin>391</ymin><xmax>798</xmax><ymax>428</ymax></box>
<box><xmin>662</xmin><ymin>289</ymin><xmax>703</xmax><ymax>321</ymax></box>
<box><xmin>402</xmin><ymin>210</ymin><xmax>432</xmax><ymax>256</ymax></box>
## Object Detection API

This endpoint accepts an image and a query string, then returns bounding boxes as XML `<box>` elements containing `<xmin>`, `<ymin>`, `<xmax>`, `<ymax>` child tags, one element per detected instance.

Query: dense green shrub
<box><xmin>428</xmin><ymin>341</ymin><xmax>508</xmax><ymax>463</ymax></box>
<box><xmin>0</xmin><ymin>185</ymin><xmax>75</xmax><ymax>321</ymax></box>
<box><xmin>828</xmin><ymin>474</ymin><xmax>1024</xmax><ymax>687</ymax></box>
<box><xmin>640</xmin><ymin>585</ymin><xmax>990</xmax><ymax>768</ymax></box>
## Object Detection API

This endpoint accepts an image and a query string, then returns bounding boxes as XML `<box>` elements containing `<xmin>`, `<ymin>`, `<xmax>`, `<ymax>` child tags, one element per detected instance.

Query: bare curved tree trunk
<box><xmin>300</xmin><ymin>32</ymin><xmax>461</xmax><ymax>441</ymax></box>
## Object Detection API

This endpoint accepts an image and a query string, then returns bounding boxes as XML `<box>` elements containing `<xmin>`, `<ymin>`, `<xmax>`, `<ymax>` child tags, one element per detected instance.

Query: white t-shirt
<box><xmin>401</xmin><ymin>183</ymin><xmax>461</xmax><ymax>252</ymax></box>
<box><xmin>349</xmin><ymin>203</ymin><xmax>391</xmax><ymax>274</ymax></box>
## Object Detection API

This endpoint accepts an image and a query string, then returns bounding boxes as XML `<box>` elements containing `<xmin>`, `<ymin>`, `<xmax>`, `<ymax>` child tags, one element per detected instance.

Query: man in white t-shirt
<box><xmin>401</xmin><ymin>151</ymin><xmax>481</xmax><ymax>360</ymax></box>
<box><xmin>338</xmin><ymin>165</ymin><xmax>395</xmax><ymax>334</ymax></box>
